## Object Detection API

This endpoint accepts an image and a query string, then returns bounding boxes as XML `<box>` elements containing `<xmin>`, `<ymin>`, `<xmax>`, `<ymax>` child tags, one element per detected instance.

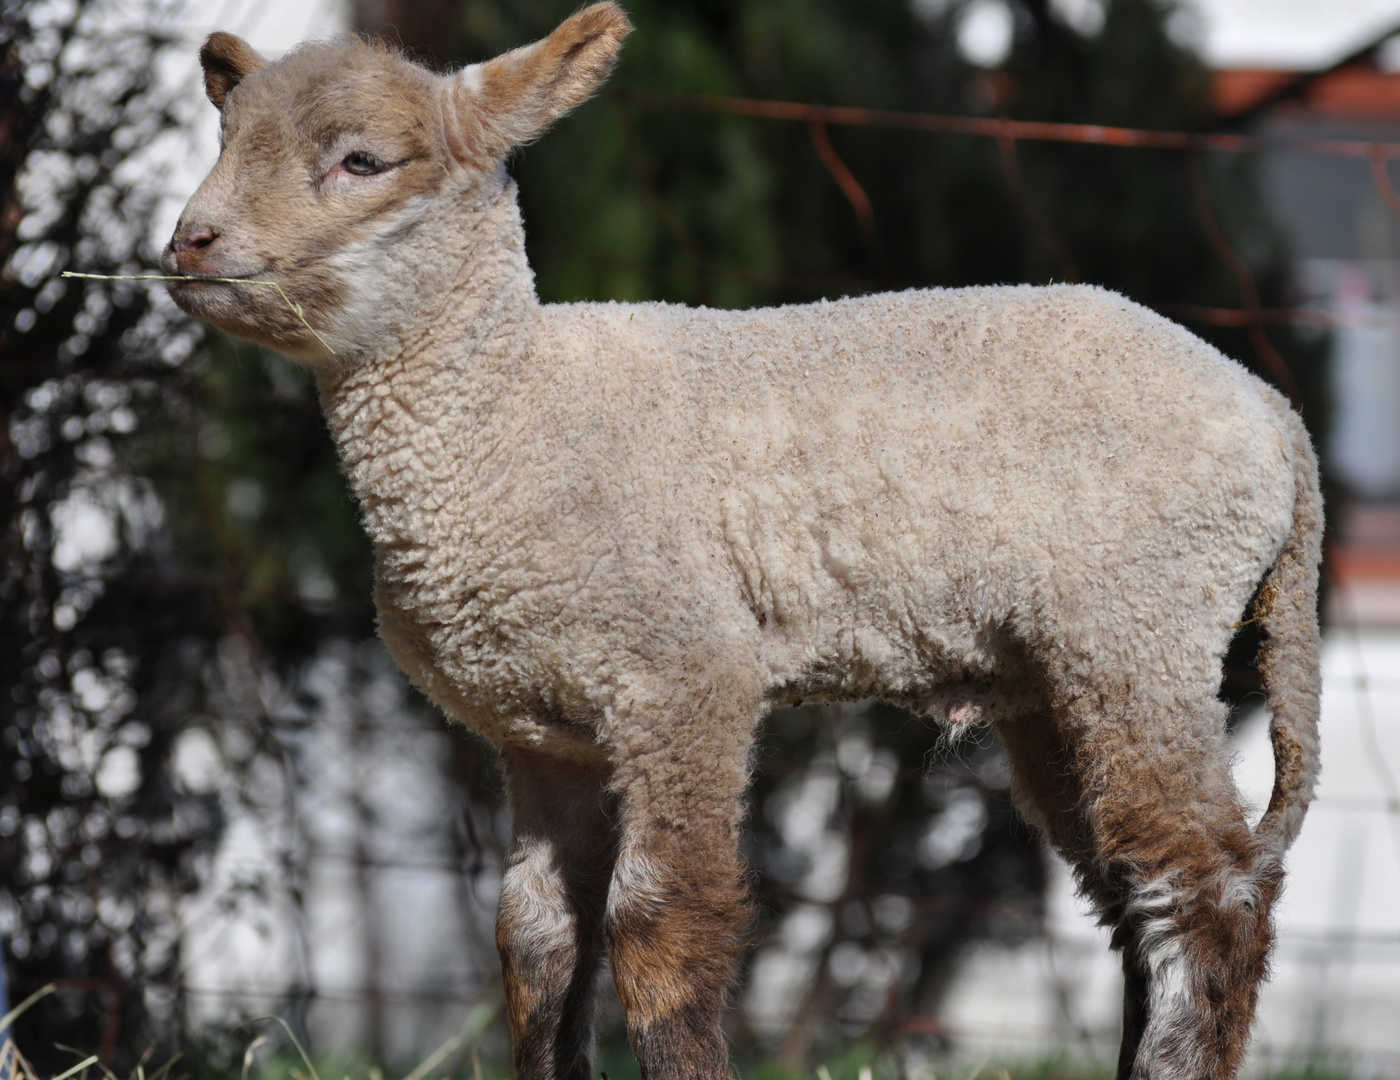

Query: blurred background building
<box><xmin>2</xmin><ymin>0</ymin><xmax>1400</xmax><ymax>1077</ymax></box>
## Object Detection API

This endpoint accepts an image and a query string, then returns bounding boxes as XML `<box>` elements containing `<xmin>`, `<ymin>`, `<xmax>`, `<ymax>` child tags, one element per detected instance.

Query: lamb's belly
<box><xmin>763</xmin><ymin>633</ymin><xmax>1040</xmax><ymax>726</ymax></box>
<box><xmin>756</xmin><ymin>577</ymin><xmax>1039</xmax><ymax>724</ymax></box>
<box><xmin>724</xmin><ymin>488</ymin><xmax>1008</xmax><ymax>709</ymax></box>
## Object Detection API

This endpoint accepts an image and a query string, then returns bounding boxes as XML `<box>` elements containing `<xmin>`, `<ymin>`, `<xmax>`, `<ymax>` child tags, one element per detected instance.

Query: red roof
<box><xmin>1327</xmin><ymin>506</ymin><xmax>1400</xmax><ymax>627</ymax></box>
<box><xmin>1213</xmin><ymin>65</ymin><xmax>1400</xmax><ymax>119</ymax></box>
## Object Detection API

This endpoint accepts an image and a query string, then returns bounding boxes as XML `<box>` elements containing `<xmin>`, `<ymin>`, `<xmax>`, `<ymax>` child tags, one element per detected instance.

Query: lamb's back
<box><xmin>530</xmin><ymin>285</ymin><xmax>1296</xmax><ymax>701</ymax></box>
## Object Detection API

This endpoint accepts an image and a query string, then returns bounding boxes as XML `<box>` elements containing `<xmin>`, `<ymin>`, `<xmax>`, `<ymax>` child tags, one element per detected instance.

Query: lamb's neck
<box><xmin>314</xmin><ymin>182</ymin><xmax>539</xmax><ymax>554</ymax></box>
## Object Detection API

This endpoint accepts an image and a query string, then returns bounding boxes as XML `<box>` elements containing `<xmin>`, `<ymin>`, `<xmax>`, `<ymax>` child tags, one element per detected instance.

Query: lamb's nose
<box><xmin>168</xmin><ymin>225</ymin><xmax>219</xmax><ymax>274</ymax></box>
<box><xmin>171</xmin><ymin>226</ymin><xmax>216</xmax><ymax>254</ymax></box>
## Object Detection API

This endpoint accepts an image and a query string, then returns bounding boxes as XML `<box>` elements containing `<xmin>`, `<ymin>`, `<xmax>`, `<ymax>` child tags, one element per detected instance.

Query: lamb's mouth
<box><xmin>165</xmin><ymin>272</ymin><xmax>337</xmax><ymax>355</ymax></box>
<box><xmin>165</xmin><ymin>272</ymin><xmax>272</xmax><ymax>311</ymax></box>
<box><xmin>164</xmin><ymin>273</ymin><xmax>270</xmax><ymax>324</ymax></box>
<box><xmin>168</xmin><ymin>272</ymin><xmax>263</xmax><ymax>290</ymax></box>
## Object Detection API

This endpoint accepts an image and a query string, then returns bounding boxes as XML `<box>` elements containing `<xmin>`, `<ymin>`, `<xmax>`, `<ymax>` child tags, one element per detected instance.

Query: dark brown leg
<box><xmin>603</xmin><ymin>671</ymin><xmax>761</xmax><ymax>1080</ymax></box>
<box><xmin>606</xmin><ymin>830</ymin><xmax>749</xmax><ymax>1080</ymax></box>
<box><xmin>1088</xmin><ymin>756</ymin><xmax>1279</xmax><ymax>1079</ymax></box>
<box><xmin>497</xmin><ymin>750</ymin><xmax>617</xmax><ymax>1080</ymax></box>
<box><xmin>998</xmin><ymin>701</ymin><xmax>1280</xmax><ymax>1080</ymax></box>
<box><xmin>1117</xmin><ymin>932</ymin><xmax>1150</xmax><ymax>1080</ymax></box>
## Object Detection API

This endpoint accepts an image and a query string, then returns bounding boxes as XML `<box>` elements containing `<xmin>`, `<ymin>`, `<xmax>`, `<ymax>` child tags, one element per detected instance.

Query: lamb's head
<box><xmin>163</xmin><ymin>3</ymin><xmax>632</xmax><ymax>362</ymax></box>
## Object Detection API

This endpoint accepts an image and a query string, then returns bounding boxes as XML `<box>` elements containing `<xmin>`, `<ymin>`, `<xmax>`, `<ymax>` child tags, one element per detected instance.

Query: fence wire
<box><xmin>6</xmin><ymin>30</ymin><xmax>1400</xmax><ymax>1073</ymax></box>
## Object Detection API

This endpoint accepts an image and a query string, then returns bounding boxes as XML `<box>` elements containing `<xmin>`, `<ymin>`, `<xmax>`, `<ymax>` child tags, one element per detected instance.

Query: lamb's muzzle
<box><xmin>165</xmin><ymin>6</ymin><xmax>1324</xmax><ymax>1079</ymax></box>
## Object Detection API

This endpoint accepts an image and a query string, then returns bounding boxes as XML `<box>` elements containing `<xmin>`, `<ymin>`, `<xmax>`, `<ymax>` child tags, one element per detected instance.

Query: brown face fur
<box><xmin>163</xmin><ymin>4</ymin><xmax>632</xmax><ymax>362</ymax></box>
<box><xmin>163</xmin><ymin>39</ymin><xmax>449</xmax><ymax>358</ymax></box>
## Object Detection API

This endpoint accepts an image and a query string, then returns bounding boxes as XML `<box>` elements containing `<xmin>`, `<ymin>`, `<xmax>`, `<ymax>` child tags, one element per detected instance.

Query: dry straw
<box><xmin>60</xmin><ymin>272</ymin><xmax>335</xmax><ymax>355</ymax></box>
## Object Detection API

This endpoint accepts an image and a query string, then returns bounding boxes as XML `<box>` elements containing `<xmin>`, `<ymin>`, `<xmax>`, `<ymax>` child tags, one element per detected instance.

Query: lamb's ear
<box><xmin>200</xmin><ymin>32</ymin><xmax>268</xmax><ymax>109</ymax></box>
<box><xmin>440</xmin><ymin>2</ymin><xmax>633</xmax><ymax>166</ymax></box>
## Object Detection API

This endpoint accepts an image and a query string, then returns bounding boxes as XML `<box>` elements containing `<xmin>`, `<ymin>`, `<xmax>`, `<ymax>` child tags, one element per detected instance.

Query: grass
<box><xmin>0</xmin><ymin>991</ymin><xmax>1378</xmax><ymax>1080</ymax></box>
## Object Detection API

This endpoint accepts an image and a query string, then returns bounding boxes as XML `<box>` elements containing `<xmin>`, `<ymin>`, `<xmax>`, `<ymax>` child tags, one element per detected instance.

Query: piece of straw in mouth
<box><xmin>60</xmin><ymin>272</ymin><xmax>335</xmax><ymax>355</ymax></box>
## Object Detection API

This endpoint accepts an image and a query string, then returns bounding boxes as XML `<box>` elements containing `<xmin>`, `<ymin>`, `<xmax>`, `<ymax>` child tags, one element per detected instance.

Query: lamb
<box><xmin>161</xmin><ymin>6</ymin><xmax>1323</xmax><ymax>1079</ymax></box>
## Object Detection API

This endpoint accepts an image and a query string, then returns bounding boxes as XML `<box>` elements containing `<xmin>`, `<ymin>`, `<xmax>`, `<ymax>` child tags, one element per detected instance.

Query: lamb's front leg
<box><xmin>604</xmin><ymin>669</ymin><xmax>762</xmax><ymax>1080</ymax></box>
<box><xmin>497</xmin><ymin>750</ymin><xmax>617</xmax><ymax>1080</ymax></box>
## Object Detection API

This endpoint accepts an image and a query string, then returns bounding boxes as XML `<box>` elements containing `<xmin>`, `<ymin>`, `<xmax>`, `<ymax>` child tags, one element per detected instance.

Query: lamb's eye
<box><xmin>342</xmin><ymin>151</ymin><xmax>385</xmax><ymax>176</ymax></box>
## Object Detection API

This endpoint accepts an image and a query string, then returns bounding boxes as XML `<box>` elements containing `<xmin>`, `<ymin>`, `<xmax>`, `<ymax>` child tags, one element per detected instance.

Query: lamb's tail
<box><xmin>1252</xmin><ymin>396</ymin><xmax>1324</xmax><ymax>852</ymax></box>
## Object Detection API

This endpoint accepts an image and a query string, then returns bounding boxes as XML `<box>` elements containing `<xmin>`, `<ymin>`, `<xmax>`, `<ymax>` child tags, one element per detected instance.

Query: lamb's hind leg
<box><xmin>603</xmin><ymin>668</ymin><xmax>761</xmax><ymax>1080</ymax></box>
<box><xmin>1110</xmin><ymin>819</ymin><xmax>1280</xmax><ymax>1080</ymax></box>
<box><xmin>998</xmin><ymin>701</ymin><xmax>1280</xmax><ymax>1080</ymax></box>
<box><xmin>497</xmin><ymin>749</ymin><xmax>617</xmax><ymax>1080</ymax></box>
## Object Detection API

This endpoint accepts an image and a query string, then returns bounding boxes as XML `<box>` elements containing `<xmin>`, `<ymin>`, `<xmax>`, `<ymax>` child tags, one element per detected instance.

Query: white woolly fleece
<box><xmin>322</xmin><ymin>187</ymin><xmax>1300</xmax><ymax>767</ymax></box>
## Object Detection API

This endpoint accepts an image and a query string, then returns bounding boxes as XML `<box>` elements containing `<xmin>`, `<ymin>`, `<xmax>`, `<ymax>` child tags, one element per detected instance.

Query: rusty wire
<box><xmin>1185</xmin><ymin>150</ymin><xmax>1304</xmax><ymax>407</ymax></box>
<box><xmin>606</xmin><ymin>88</ymin><xmax>1400</xmax><ymax>354</ymax></box>
<box><xmin>806</xmin><ymin>116</ymin><xmax>895</xmax><ymax>284</ymax></box>
<box><xmin>997</xmin><ymin>135</ymin><xmax>1079</xmax><ymax>284</ymax></box>
<box><xmin>30</xmin><ymin>87</ymin><xmax>1400</xmax><ymax>1057</ymax></box>
<box><xmin>608</xmin><ymin>87</ymin><xmax>1400</xmax><ymax>405</ymax></box>
<box><xmin>617</xmin><ymin>89</ymin><xmax>1400</xmax><ymax>160</ymax></box>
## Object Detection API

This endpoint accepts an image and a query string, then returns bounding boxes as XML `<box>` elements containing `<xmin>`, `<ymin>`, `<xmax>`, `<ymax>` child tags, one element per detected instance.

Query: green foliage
<box><xmin>147</xmin><ymin>337</ymin><xmax>376</xmax><ymax>654</ymax></box>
